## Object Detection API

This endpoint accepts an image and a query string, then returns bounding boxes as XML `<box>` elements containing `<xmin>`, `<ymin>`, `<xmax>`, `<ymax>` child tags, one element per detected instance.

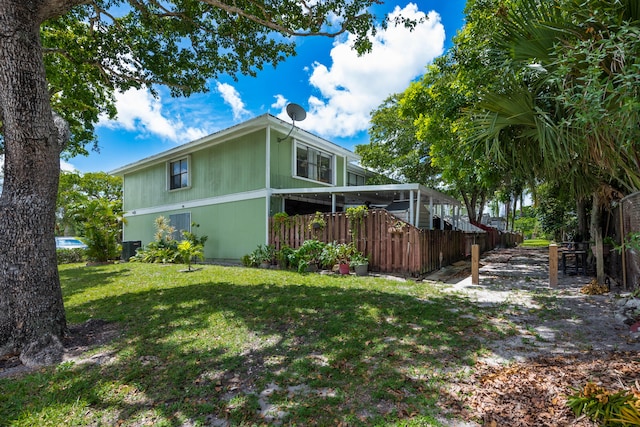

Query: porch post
<box><xmin>409</xmin><ymin>190</ymin><xmax>415</xmax><ymax>226</ymax></box>
<box><xmin>331</xmin><ymin>193</ymin><xmax>336</xmax><ymax>213</ymax></box>
<box><xmin>429</xmin><ymin>196</ymin><xmax>433</xmax><ymax>230</ymax></box>
<box><xmin>265</xmin><ymin>126</ymin><xmax>271</xmax><ymax>245</ymax></box>
<box><xmin>440</xmin><ymin>204</ymin><xmax>444</xmax><ymax>230</ymax></box>
<box><xmin>454</xmin><ymin>205</ymin><xmax>459</xmax><ymax>230</ymax></box>
<box><xmin>415</xmin><ymin>191</ymin><xmax>421</xmax><ymax>228</ymax></box>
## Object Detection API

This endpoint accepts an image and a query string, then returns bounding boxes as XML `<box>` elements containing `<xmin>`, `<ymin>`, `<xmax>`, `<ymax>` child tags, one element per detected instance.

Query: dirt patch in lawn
<box><xmin>0</xmin><ymin>318</ymin><xmax>122</xmax><ymax>379</ymax></box>
<box><xmin>425</xmin><ymin>246</ymin><xmax>640</xmax><ymax>426</ymax></box>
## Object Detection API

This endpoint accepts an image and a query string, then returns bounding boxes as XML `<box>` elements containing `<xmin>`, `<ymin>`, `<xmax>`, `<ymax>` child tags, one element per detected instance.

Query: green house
<box><xmin>112</xmin><ymin>114</ymin><xmax>461</xmax><ymax>263</ymax></box>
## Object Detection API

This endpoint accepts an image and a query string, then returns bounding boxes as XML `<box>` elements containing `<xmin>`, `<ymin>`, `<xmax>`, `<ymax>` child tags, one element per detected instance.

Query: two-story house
<box><xmin>112</xmin><ymin>113</ymin><xmax>461</xmax><ymax>262</ymax></box>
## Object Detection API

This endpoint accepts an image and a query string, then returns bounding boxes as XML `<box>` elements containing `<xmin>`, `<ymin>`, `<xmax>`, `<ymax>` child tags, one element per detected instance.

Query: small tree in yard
<box><xmin>177</xmin><ymin>241</ymin><xmax>204</xmax><ymax>272</ymax></box>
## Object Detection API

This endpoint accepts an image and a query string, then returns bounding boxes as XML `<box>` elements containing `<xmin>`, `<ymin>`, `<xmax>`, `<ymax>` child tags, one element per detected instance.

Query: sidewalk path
<box><xmin>424</xmin><ymin>246</ymin><xmax>638</xmax><ymax>365</ymax></box>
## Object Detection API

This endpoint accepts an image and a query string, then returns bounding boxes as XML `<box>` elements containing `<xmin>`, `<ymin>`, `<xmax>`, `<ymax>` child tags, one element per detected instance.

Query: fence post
<box><xmin>549</xmin><ymin>244</ymin><xmax>558</xmax><ymax>287</ymax></box>
<box><xmin>471</xmin><ymin>244</ymin><xmax>479</xmax><ymax>285</ymax></box>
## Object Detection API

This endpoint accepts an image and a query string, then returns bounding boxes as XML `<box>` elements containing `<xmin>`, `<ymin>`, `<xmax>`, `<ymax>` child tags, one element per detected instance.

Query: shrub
<box><xmin>567</xmin><ymin>382</ymin><xmax>640</xmax><ymax>426</ymax></box>
<box><xmin>56</xmin><ymin>248</ymin><xmax>87</xmax><ymax>264</ymax></box>
<box><xmin>246</xmin><ymin>244</ymin><xmax>276</xmax><ymax>267</ymax></box>
<box><xmin>288</xmin><ymin>240</ymin><xmax>325</xmax><ymax>273</ymax></box>
<box><xmin>132</xmin><ymin>216</ymin><xmax>208</xmax><ymax>264</ymax></box>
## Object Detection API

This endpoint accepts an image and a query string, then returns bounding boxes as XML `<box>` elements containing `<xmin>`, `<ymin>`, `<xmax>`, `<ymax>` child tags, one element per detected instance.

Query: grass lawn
<box><xmin>0</xmin><ymin>263</ymin><xmax>512</xmax><ymax>426</ymax></box>
<box><xmin>520</xmin><ymin>239</ymin><xmax>552</xmax><ymax>247</ymax></box>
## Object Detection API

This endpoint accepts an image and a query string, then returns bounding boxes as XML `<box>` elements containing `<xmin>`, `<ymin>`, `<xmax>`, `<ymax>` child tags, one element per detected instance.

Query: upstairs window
<box><xmin>168</xmin><ymin>157</ymin><xmax>190</xmax><ymax>190</ymax></box>
<box><xmin>347</xmin><ymin>172</ymin><xmax>365</xmax><ymax>186</ymax></box>
<box><xmin>295</xmin><ymin>143</ymin><xmax>333</xmax><ymax>184</ymax></box>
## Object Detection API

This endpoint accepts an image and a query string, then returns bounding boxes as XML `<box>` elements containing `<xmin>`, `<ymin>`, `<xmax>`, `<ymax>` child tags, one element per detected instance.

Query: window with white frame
<box><xmin>347</xmin><ymin>172</ymin><xmax>365</xmax><ymax>186</ymax></box>
<box><xmin>168</xmin><ymin>157</ymin><xmax>190</xmax><ymax>190</ymax></box>
<box><xmin>295</xmin><ymin>143</ymin><xmax>333</xmax><ymax>184</ymax></box>
<box><xmin>169</xmin><ymin>213</ymin><xmax>191</xmax><ymax>241</ymax></box>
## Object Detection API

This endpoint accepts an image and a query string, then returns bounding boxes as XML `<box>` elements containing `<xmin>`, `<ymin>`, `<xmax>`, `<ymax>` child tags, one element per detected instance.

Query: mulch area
<box><xmin>439</xmin><ymin>351</ymin><xmax>640</xmax><ymax>426</ymax></box>
<box><xmin>430</xmin><ymin>246</ymin><xmax>640</xmax><ymax>426</ymax></box>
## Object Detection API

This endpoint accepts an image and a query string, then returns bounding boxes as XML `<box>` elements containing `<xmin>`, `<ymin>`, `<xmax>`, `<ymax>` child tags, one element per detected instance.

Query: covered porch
<box><xmin>269</xmin><ymin>183</ymin><xmax>463</xmax><ymax>231</ymax></box>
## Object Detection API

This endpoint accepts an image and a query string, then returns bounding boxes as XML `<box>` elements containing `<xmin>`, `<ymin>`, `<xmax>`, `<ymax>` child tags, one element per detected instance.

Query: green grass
<box><xmin>0</xmin><ymin>263</ymin><xmax>511</xmax><ymax>426</ymax></box>
<box><xmin>520</xmin><ymin>239</ymin><xmax>552</xmax><ymax>247</ymax></box>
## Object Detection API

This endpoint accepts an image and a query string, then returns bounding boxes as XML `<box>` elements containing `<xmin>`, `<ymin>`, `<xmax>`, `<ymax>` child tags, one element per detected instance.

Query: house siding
<box><xmin>124</xmin><ymin>197</ymin><xmax>266</xmax><ymax>261</ymax></box>
<box><xmin>268</xmin><ymin>130</ymin><xmax>347</xmax><ymax>190</ymax></box>
<box><xmin>123</xmin><ymin>130</ymin><xmax>267</xmax><ymax>211</ymax></box>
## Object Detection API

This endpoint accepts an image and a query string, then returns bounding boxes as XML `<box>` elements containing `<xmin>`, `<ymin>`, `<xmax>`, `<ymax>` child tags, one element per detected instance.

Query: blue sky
<box><xmin>65</xmin><ymin>1</ymin><xmax>468</xmax><ymax>173</ymax></box>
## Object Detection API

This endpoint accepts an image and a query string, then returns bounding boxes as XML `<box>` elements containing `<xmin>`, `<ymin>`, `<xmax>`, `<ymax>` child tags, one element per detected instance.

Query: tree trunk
<box><xmin>0</xmin><ymin>0</ymin><xmax>67</xmax><ymax>365</ymax></box>
<box><xmin>589</xmin><ymin>192</ymin><xmax>605</xmax><ymax>284</ymax></box>
<box><xmin>576</xmin><ymin>197</ymin><xmax>589</xmax><ymax>242</ymax></box>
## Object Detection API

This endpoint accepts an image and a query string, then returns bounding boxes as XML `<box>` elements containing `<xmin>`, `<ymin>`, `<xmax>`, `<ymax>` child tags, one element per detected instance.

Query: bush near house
<box><xmin>56</xmin><ymin>248</ymin><xmax>87</xmax><ymax>264</ymax></box>
<box><xmin>131</xmin><ymin>216</ymin><xmax>208</xmax><ymax>265</ymax></box>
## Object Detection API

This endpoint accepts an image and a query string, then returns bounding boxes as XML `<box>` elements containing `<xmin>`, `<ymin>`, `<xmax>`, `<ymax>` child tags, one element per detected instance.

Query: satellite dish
<box><xmin>278</xmin><ymin>103</ymin><xmax>307</xmax><ymax>141</ymax></box>
<box><xmin>286</xmin><ymin>103</ymin><xmax>307</xmax><ymax>122</ymax></box>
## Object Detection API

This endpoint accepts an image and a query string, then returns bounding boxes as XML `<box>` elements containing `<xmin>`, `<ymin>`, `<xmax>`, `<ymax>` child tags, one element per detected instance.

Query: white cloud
<box><xmin>216</xmin><ymin>82</ymin><xmax>250</xmax><ymax>120</ymax></box>
<box><xmin>60</xmin><ymin>160</ymin><xmax>76</xmax><ymax>172</ymax></box>
<box><xmin>99</xmin><ymin>88</ymin><xmax>208</xmax><ymax>143</ymax></box>
<box><xmin>286</xmin><ymin>4</ymin><xmax>445</xmax><ymax>138</ymax></box>
<box><xmin>271</xmin><ymin>94</ymin><xmax>288</xmax><ymax>111</ymax></box>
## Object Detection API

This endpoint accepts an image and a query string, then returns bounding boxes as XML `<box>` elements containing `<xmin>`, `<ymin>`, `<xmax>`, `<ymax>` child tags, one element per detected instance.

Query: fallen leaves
<box><xmin>439</xmin><ymin>352</ymin><xmax>640</xmax><ymax>426</ymax></box>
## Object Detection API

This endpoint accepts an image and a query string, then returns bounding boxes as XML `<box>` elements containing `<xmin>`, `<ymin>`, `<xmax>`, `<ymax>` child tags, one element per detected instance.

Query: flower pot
<box><xmin>338</xmin><ymin>262</ymin><xmax>350</xmax><ymax>275</ymax></box>
<box><xmin>354</xmin><ymin>263</ymin><xmax>368</xmax><ymax>276</ymax></box>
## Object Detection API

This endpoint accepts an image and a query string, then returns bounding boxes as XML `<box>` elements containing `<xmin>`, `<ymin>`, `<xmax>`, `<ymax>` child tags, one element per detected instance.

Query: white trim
<box><xmin>409</xmin><ymin>190</ymin><xmax>415</xmax><ymax>226</ymax></box>
<box><xmin>111</xmin><ymin>114</ymin><xmax>359</xmax><ymax>176</ymax></box>
<box><xmin>271</xmin><ymin>183</ymin><xmax>461</xmax><ymax>206</ymax></box>
<box><xmin>265</xmin><ymin>127</ymin><xmax>271</xmax><ymax>245</ymax></box>
<box><xmin>265</xmin><ymin>125</ymin><xmax>271</xmax><ymax>189</ymax></box>
<box><xmin>123</xmin><ymin>189</ymin><xmax>269</xmax><ymax>217</ymax></box>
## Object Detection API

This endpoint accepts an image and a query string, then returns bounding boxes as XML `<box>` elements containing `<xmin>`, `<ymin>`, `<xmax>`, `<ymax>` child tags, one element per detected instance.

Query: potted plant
<box><xmin>346</xmin><ymin>205</ymin><xmax>368</xmax><ymax>242</ymax></box>
<box><xmin>276</xmin><ymin>245</ymin><xmax>294</xmax><ymax>270</ymax></box>
<box><xmin>289</xmin><ymin>239</ymin><xmax>325</xmax><ymax>273</ymax></box>
<box><xmin>273</xmin><ymin>212</ymin><xmax>290</xmax><ymax>239</ymax></box>
<box><xmin>602</xmin><ymin>236</ymin><xmax>615</xmax><ymax>256</ymax></box>
<box><xmin>335</xmin><ymin>242</ymin><xmax>357</xmax><ymax>275</ymax></box>
<box><xmin>308</xmin><ymin>211</ymin><xmax>326</xmax><ymax>232</ymax></box>
<box><xmin>388</xmin><ymin>220</ymin><xmax>405</xmax><ymax>234</ymax></box>
<box><xmin>249</xmin><ymin>244</ymin><xmax>275</xmax><ymax>268</ymax></box>
<box><xmin>350</xmin><ymin>251</ymin><xmax>369</xmax><ymax>276</ymax></box>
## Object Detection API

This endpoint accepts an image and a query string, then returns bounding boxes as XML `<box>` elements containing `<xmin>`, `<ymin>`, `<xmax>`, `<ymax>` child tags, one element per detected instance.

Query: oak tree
<box><xmin>0</xmin><ymin>0</ymin><xmax>388</xmax><ymax>365</ymax></box>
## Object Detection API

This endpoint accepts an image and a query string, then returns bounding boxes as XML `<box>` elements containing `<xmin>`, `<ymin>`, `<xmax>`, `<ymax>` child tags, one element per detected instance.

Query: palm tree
<box><xmin>467</xmin><ymin>0</ymin><xmax>640</xmax><ymax>282</ymax></box>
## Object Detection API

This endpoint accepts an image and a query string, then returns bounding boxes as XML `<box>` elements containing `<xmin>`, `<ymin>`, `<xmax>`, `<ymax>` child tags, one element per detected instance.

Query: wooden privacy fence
<box><xmin>269</xmin><ymin>209</ymin><xmax>490</xmax><ymax>276</ymax></box>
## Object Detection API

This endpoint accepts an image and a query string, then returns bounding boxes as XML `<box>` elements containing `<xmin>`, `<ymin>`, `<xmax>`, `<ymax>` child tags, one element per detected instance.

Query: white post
<box><xmin>409</xmin><ymin>190</ymin><xmax>415</xmax><ymax>226</ymax></box>
<box><xmin>429</xmin><ymin>196</ymin><xmax>433</xmax><ymax>230</ymax></box>
<box><xmin>415</xmin><ymin>191</ymin><xmax>421</xmax><ymax>228</ymax></box>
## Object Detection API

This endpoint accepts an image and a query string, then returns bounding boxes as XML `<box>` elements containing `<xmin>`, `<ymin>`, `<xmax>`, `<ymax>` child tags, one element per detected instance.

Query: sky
<box><xmin>64</xmin><ymin>0</ymin><xmax>468</xmax><ymax>174</ymax></box>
